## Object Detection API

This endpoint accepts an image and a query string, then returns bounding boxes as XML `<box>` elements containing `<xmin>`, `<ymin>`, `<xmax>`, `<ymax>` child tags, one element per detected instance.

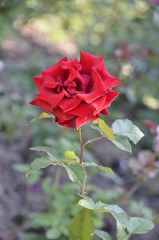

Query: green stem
<box><xmin>83</xmin><ymin>135</ymin><xmax>106</xmax><ymax>149</ymax></box>
<box><xmin>78</xmin><ymin>128</ymin><xmax>85</xmax><ymax>196</ymax></box>
<box><xmin>78</xmin><ymin>128</ymin><xmax>84</xmax><ymax>164</ymax></box>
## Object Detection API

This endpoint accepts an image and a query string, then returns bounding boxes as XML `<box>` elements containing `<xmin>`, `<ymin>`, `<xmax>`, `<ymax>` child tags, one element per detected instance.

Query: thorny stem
<box><xmin>78</xmin><ymin>128</ymin><xmax>85</xmax><ymax>196</ymax></box>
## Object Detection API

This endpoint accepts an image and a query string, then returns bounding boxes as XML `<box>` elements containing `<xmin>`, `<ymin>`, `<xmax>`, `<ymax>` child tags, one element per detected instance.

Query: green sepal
<box><xmin>30</xmin><ymin>112</ymin><xmax>55</xmax><ymax>123</ymax></box>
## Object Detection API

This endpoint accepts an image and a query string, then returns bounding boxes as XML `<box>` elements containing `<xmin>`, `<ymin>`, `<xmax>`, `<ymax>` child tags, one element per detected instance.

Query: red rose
<box><xmin>30</xmin><ymin>51</ymin><xmax>121</xmax><ymax>129</ymax></box>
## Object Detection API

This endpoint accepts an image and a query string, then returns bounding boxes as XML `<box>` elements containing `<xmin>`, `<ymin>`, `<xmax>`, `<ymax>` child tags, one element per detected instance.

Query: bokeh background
<box><xmin>0</xmin><ymin>0</ymin><xmax>159</xmax><ymax>239</ymax></box>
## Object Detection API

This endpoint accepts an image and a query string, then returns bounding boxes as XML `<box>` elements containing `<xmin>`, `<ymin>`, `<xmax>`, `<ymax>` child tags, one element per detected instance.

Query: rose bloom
<box><xmin>30</xmin><ymin>51</ymin><xmax>121</xmax><ymax>129</ymax></box>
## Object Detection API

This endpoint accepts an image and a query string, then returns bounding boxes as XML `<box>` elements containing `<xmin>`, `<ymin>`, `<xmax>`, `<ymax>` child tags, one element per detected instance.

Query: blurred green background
<box><xmin>0</xmin><ymin>0</ymin><xmax>159</xmax><ymax>239</ymax></box>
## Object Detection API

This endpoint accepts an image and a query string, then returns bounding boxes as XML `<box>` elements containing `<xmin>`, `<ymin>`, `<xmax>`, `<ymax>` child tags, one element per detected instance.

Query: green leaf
<box><xmin>94</xmin><ymin>229</ymin><xmax>112</xmax><ymax>240</ymax></box>
<box><xmin>127</xmin><ymin>217</ymin><xmax>154</xmax><ymax>235</ymax></box>
<box><xmin>78</xmin><ymin>197</ymin><xmax>96</xmax><ymax>211</ymax></box>
<box><xmin>111</xmin><ymin>135</ymin><xmax>132</xmax><ymax>153</ymax></box>
<box><xmin>84</xmin><ymin>162</ymin><xmax>115</xmax><ymax>176</ymax></box>
<box><xmin>26</xmin><ymin>156</ymin><xmax>57</xmax><ymax>177</ymax></box>
<box><xmin>112</xmin><ymin>119</ymin><xmax>144</xmax><ymax>144</ymax></box>
<box><xmin>30</xmin><ymin>146</ymin><xmax>56</xmax><ymax>158</ymax></box>
<box><xmin>117</xmin><ymin>222</ymin><xmax>129</xmax><ymax>240</ymax></box>
<box><xmin>30</xmin><ymin>112</ymin><xmax>55</xmax><ymax>123</ymax></box>
<box><xmin>93</xmin><ymin>119</ymin><xmax>115</xmax><ymax>141</ymax></box>
<box><xmin>68</xmin><ymin>210</ymin><xmax>94</xmax><ymax>240</ymax></box>
<box><xmin>103</xmin><ymin>205</ymin><xmax>129</xmax><ymax>227</ymax></box>
<box><xmin>84</xmin><ymin>162</ymin><xmax>98</xmax><ymax>167</ymax></box>
<box><xmin>98</xmin><ymin>166</ymin><xmax>115</xmax><ymax>175</ymax></box>
<box><xmin>78</xmin><ymin>197</ymin><xmax>129</xmax><ymax>226</ymax></box>
<box><xmin>117</xmin><ymin>217</ymin><xmax>154</xmax><ymax>240</ymax></box>
<box><xmin>78</xmin><ymin>199</ymin><xmax>154</xmax><ymax>240</ymax></box>
<box><xmin>90</xmin><ymin>122</ymin><xmax>103</xmax><ymax>135</ymax></box>
<box><xmin>64</xmin><ymin>151</ymin><xmax>80</xmax><ymax>163</ymax></box>
<box><xmin>63</xmin><ymin>164</ymin><xmax>86</xmax><ymax>187</ymax></box>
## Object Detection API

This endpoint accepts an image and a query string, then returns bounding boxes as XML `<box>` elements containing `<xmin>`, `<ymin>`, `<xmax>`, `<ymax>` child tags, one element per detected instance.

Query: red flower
<box><xmin>30</xmin><ymin>51</ymin><xmax>121</xmax><ymax>129</ymax></box>
<box><xmin>143</xmin><ymin>119</ymin><xmax>157</xmax><ymax>135</ymax></box>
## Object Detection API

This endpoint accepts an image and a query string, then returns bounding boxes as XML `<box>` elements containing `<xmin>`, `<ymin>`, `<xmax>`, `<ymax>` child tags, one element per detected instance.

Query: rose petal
<box><xmin>33</xmin><ymin>76</ymin><xmax>43</xmax><ymax>90</ymax></box>
<box><xmin>92</xmin><ymin>96</ymin><xmax>107</xmax><ymax>115</ymax></box>
<box><xmin>44</xmin><ymin>81</ymin><xmax>60</xmax><ymax>89</ymax></box>
<box><xmin>53</xmin><ymin>108</ymin><xmax>75</xmax><ymax>123</ymax></box>
<box><xmin>37</xmin><ymin>90</ymin><xmax>65</xmax><ymax>109</ymax></box>
<box><xmin>39</xmin><ymin>85</ymin><xmax>56</xmax><ymax>95</ymax></box>
<box><xmin>61</xmin><ymin>59</ymin><xmax>82</xmax><ymax>84</ymax></box>
<box><xmin>42</xmin><ymin>58</ymin><xmax>66</xmax><ymax>79</ymax></box>
<box><xmin>48</xmin><ymin>57</ymin><xmax>68</xmax><ymax>71</ymax></box>
<box><xmin>59</xmin><ymin>97</ymin><xmax>81</xmax><ymax>112</ymax></box>
<box><xmin>30</xmin><ymin>98</ymin><xmax>53</xmax><ymax>112</ymax></box>
<box><xmin>41</xmin><ymin>70</ymin><xmax>55</xmax><ymax>82</ymax></box>
<box><xmin>101</xmin><ymin>108</ymin><xmax>109</xmax><ymax>115</ymax></box>
<box><xmin>61</xmin><ymin>58</ymin><xmax>81</xmax><ymax>70</ymax></box>
<box><xmin>100</xmin><ymin>65</ymin><xmax>121</xmax><ymax>88</ymax></box>
<box><xmin>67</xmin><ymin>102</ymin><xmax>95</xmax><ymax>117</ymax></box>
<box><xmin>80</xmin><ymin>51</ymin><xmax>104</xmax><ymax>74</ymax></box>
<box><xmin>106</xmin><ymin>90</ymin><xmax>119</xmax><ymax>105</ymax></box>
<box><xmin>63</xmin><ymin>89</ymin><xmax>71</xmax><ymax>98</ymax></box>
<box><xmin>77</xmin><ymin>68</ymin><xmax>107</xmax><ymax>103</ymax></box>
<box><xmin>58</xmin><ymin>118</ymin><xmax>76</xmax><ymax>128</ymax></box>
<box><xmin>99</xmin><ymin>91</ymin><xmax>119</xmax><ymax>115</ymax></box>
<box><xmin>75</xmin><ymin>72</ymin><xmax>90</xmax><ymax>91</ymax></box>
<box><xmin>75</xmin><ymin>113</ymin><xmax>101</xmax><ymax>129</ymax></box>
